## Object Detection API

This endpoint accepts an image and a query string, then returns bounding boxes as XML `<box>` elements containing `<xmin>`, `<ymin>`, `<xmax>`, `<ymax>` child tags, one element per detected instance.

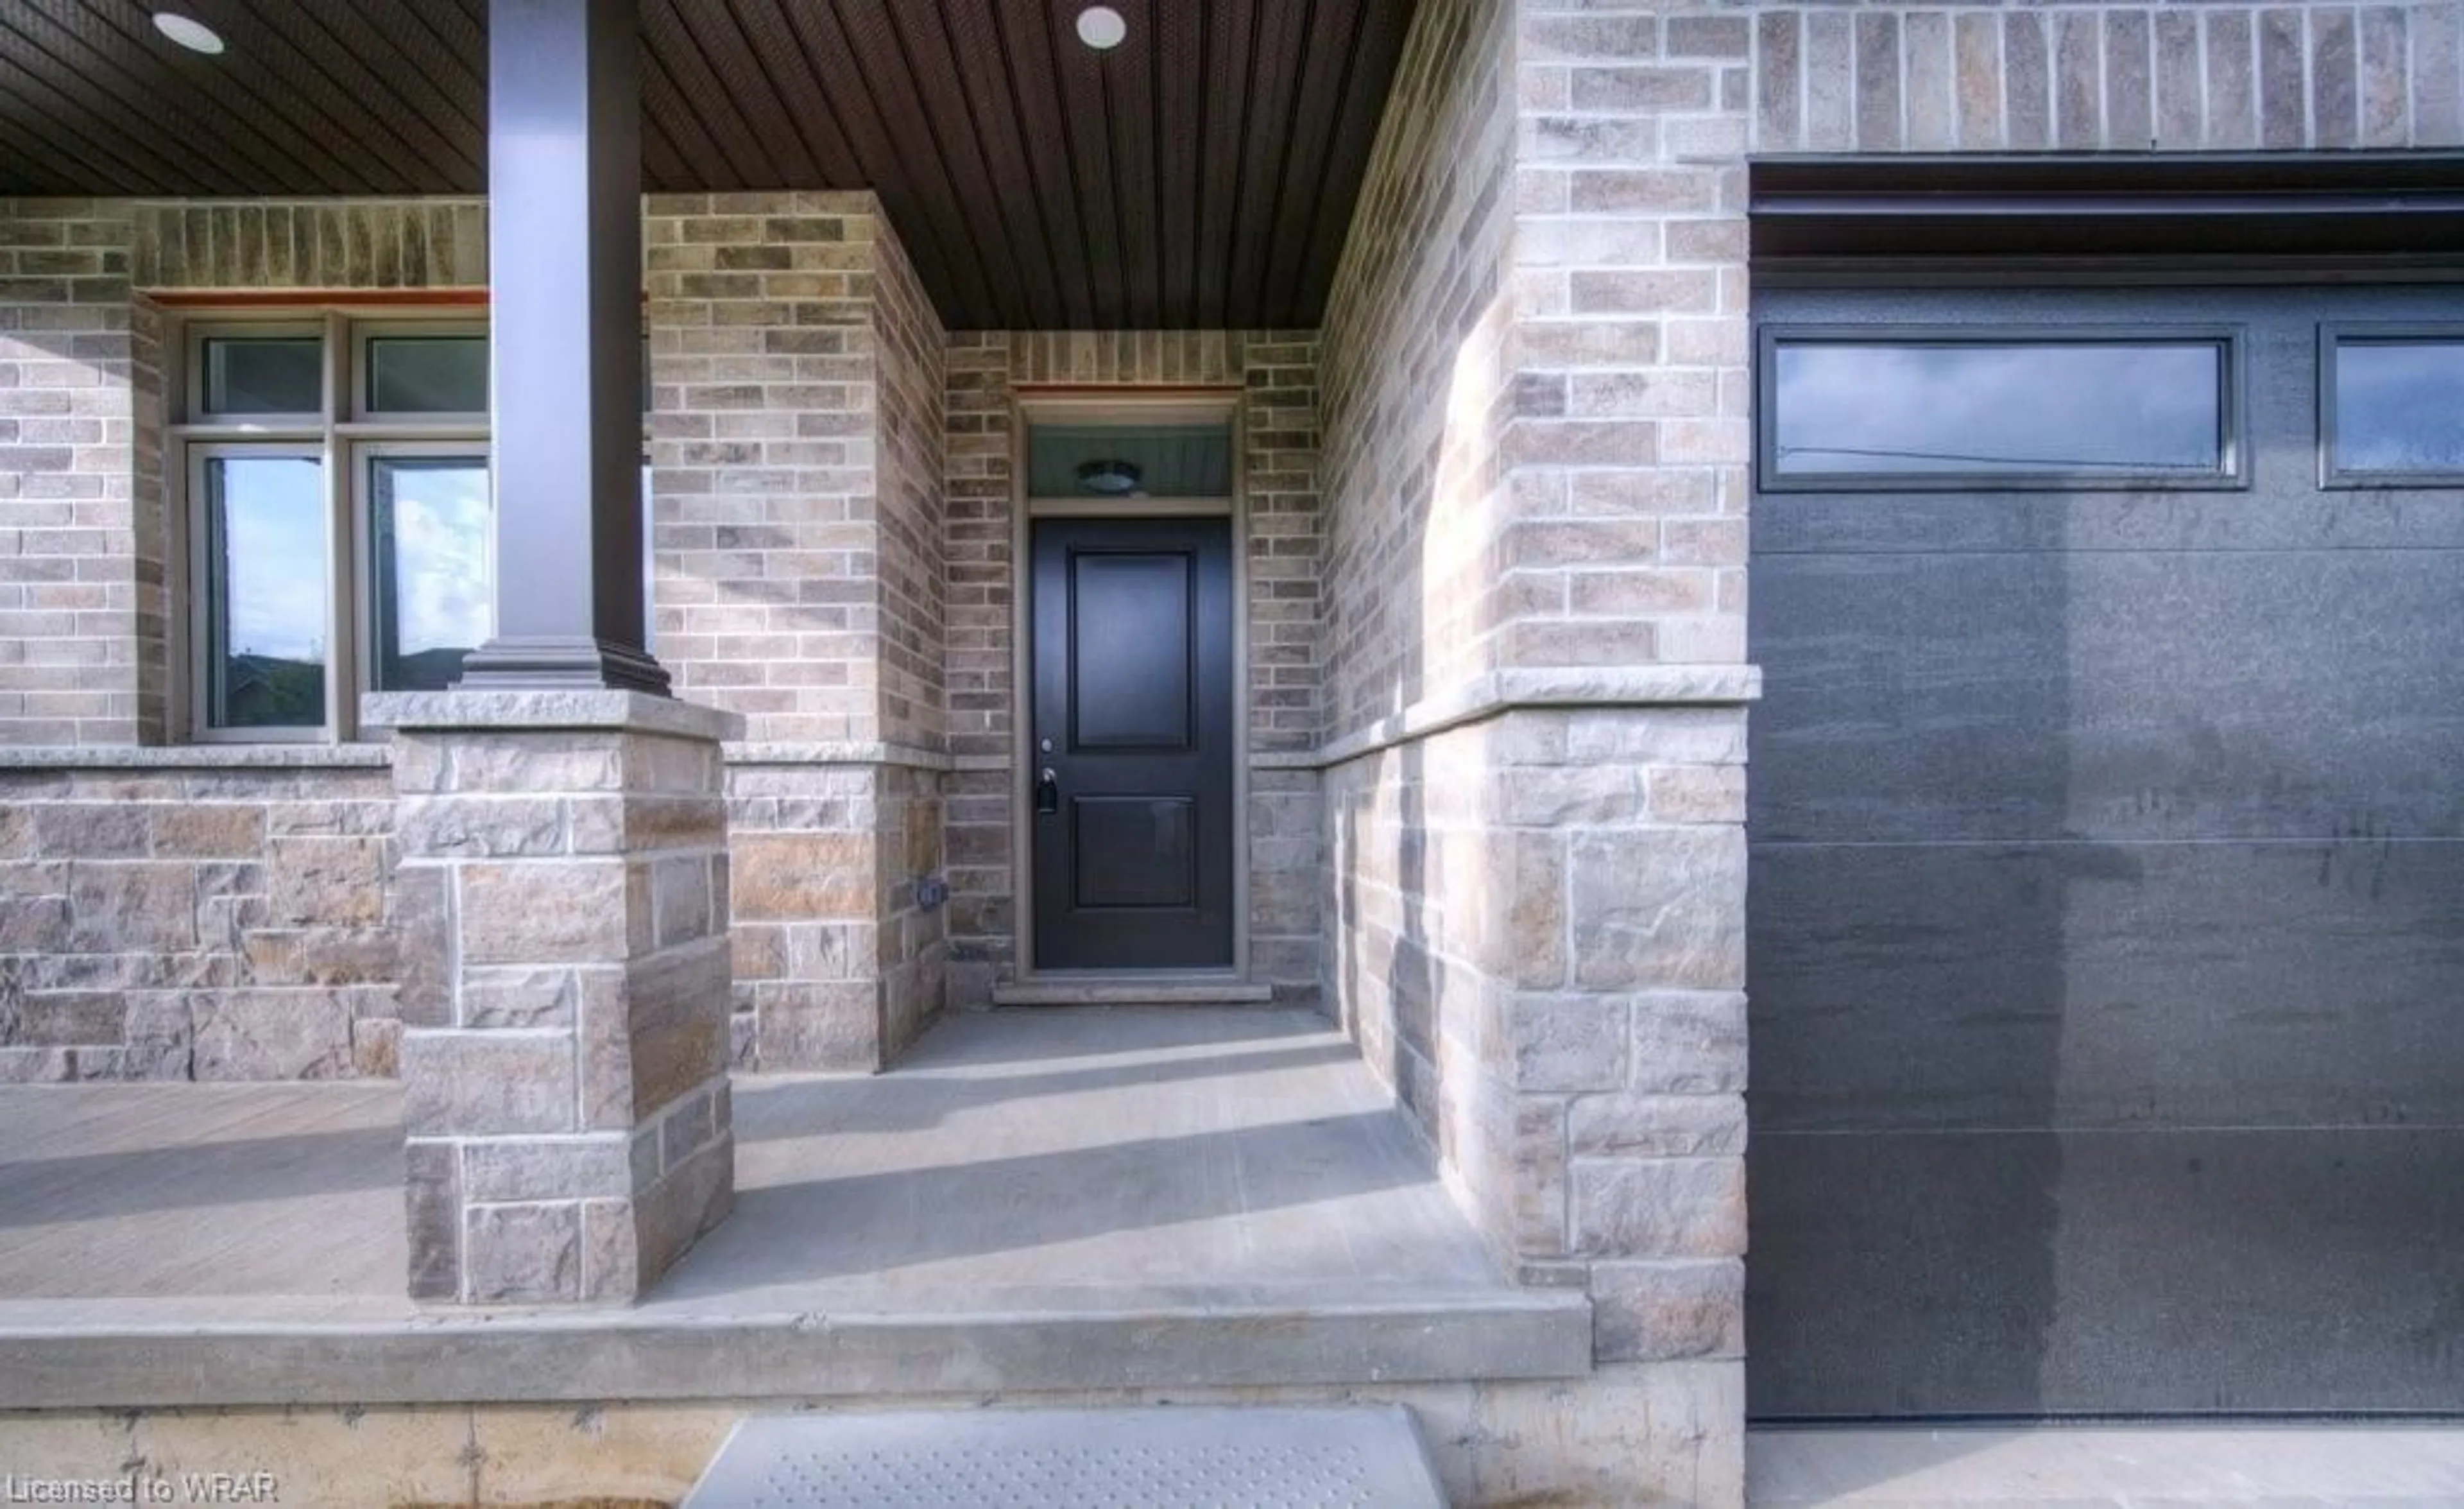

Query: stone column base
<box><xmin>372</xmin><ymin>690</ymin><xmax>744</xmax><ymax>1304</ymax></box>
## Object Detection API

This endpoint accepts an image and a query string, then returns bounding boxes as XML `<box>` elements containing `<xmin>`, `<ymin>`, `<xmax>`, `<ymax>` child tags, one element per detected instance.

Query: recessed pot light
<box><xmin>1076</xmin><ymin>6</ymin><xmax>1127</xmax><ymax>51</ymax></box>
<box><xmin>153</xmin><ymin>12</ymin><xmax>225</xmax><ymax>55</ymax></box>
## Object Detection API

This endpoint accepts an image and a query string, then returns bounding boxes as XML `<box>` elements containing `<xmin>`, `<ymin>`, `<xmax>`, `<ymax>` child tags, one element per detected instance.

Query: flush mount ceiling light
<box><xmin>1075</xmin><ymin>5</ymin><xmax>1127</xmax><ymax>50</ymax></box>
<box><xmin>152</xmin><ymin>12</ymin><xmax>225</xmax><ymax>55</ymax></box>
<box><xmin>1077</xmin><ymin>458</ymin><xmax>1143</xmax><ymax>495</ymax></box>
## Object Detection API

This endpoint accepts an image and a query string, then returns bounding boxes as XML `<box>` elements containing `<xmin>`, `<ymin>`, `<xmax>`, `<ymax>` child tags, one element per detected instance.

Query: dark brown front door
<box><xmin>1029</xmin><ymin>516</ymin><xmax>1236</xmax><ymax>970</ymax></box>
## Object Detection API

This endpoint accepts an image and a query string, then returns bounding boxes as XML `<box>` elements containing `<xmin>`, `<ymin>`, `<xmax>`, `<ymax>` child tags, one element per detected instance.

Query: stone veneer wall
<box><xmin>1312</xmin><ymin>0</ymin><xmax>2464</xmax><ymax>1480</ymax></box>
<box><xmin>386</xmin><ymin>701</ymin><xmax>738</xmax><ymax>1306</ymax></box>
<box><xmin>0</xmin><ymin>752</ymin><xmax>399</xmax><ymax>1083</ymax></box>
<box><xmin>724</xmin><ymin>753</ymin><xmax>945</xmax><ymax>1072</ymax></box>
<box><xmin>939</xmin><ymin>331</ymin><xmax>1323</xmax><ymax>1005</ymax></box>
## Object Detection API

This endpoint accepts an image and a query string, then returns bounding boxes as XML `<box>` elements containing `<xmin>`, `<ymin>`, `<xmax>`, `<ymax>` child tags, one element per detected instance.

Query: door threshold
<box><xmin>990</xmin><ymin>977</ymin><xmax>1276</xmax><ymax>1007</ymax></box>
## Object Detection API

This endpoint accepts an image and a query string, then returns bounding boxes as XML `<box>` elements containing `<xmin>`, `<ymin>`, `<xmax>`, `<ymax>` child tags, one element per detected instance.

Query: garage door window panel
<box><xmin>2322</xmin><ymin>326</ymin><xmax>2464</xmax><ymax>487</ymax></box>
<box><xmin>1759</xmin><ymin>327</ymin><xmax>2243</xmax><ymax>491</ymax></box>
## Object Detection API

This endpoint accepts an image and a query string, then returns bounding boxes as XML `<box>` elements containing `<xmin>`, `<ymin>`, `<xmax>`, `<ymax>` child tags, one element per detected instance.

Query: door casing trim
<box><xmin>1008</xmin><ymin>388</ymin><xmax>1251</xmax><ymax>981</ymax></box>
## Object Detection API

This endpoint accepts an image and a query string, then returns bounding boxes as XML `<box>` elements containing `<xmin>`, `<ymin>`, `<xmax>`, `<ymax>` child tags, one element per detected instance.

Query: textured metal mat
<box><xmin>683</xmin><ymin>1405</ymin><xmax>1447</xmax><ymax>1508</ymax></box>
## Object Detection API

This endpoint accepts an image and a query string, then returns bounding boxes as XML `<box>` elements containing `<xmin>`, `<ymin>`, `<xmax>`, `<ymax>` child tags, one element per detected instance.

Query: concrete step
<box><xmin>0</xmin><ymin>1283</ymin><xmax>1591</xmax><ymax>1408</ymax></box>
<box><xmin>686</xmin><ymin>1404</ymin><xmax>1448</xmax><ymax>1508</ymax></box>
<box><xmin>989</xmin><ymin>977</ymin><xmax>1277</xmax><ymax>1006</ymax></box>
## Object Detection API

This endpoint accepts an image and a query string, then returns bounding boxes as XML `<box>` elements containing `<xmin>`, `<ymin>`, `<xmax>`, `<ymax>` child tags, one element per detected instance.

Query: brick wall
<box><xmin>1471</xmin><ymin>0</ymin><xmax>2461</xmax><ymax>1384</ymax></box>
<box><xmin>646</xmin><ymin>196</ymin><xmax>951</xmax><ymax>1071</ymax></box>
<box><xmin>0</xmin><ymin>752</ymin><xmax>398</xmax><ymax>1083</ymax></box>
<box><xmin>0</xmin><ymin>200</ymin><xmax>490</xmax><ymax>750</ymax></box>
<box><xmin>646</xmin><ymin>192</ymin><xmax>884</xmax><ymax>742</ymax></box>
<box><xmin>1509</xmin><ymin>2</ymin><xmax>2464</xmax><ymax>688</ymax></box>
<box><xmin>939</xmin><ymin>331</ymin><xmax>1324</xmax><ymax>1005</ymax></box>
<box><xmin>0</xmin><ymin>200</ymin><xmax>144</xmax><ymax>746</ymax></box>
<box><xmin>872</xmin><ymin>217</ymin><xmax>948</xmax><ymax>754</ymax></box>
<box><xmin>1319</xmin><ymin>0</ymin><xmax>1518</xmax><ymax>737</ymax></box>
<box><xmin>1751</xmin><ymin>3</ymin><xmax>2460</xmax><ymax>153</ymax></box>
<box><xmin>864</xmin><ymin>221</ymin><xmax>951</xmax><ymax>1064</ymax></box>
<box><xmin>0</xmin><ymin>203</ymin><xmax>506</xmax><ymax>1083</ymax></box>
<box><xmin>127</xmin><ymin>201</ymin><xmax>491</xmax><ymax>291</ymax></box>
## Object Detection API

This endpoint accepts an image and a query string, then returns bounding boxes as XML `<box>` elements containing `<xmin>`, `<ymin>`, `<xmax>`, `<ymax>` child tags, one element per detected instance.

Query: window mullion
<box><xmin>325</xmin><ymin>309</ymin><xmax>354</xmax><ymax>743</ymax></box>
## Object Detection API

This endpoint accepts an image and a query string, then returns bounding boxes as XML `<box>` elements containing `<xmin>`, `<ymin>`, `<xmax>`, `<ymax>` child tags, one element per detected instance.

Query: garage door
<box><xmin>1746</xmin><ymin>282</ymin><xmax>2464</xmax><ymax>1418</ymax></box>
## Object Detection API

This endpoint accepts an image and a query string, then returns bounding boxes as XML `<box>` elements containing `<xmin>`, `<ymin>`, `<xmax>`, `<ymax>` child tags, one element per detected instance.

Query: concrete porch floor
<box><xmin>667</xmin><ymin>1003</ymin><xmax>1500</xmax><ymax>1307</ymax></box>
<box><xmin>0</xmin><ymin>1006</ymin><xmax>1588</xmax><ymax>1407</ymax></box>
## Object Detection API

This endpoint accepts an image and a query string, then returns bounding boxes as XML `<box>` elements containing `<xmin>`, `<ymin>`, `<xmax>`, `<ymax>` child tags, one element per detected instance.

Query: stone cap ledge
<box><xmin>1312</xmin><ymin>665</ymin><xmax>1763</xmax><ymax>770</ymax></box>
<box><xmin>363</xmin><ymin>690</ymin><xmax>745</xmax><ymax>743</ymax></box>
<box><xmin>724</xmin><ymin>741</ymin><xmax>954</xmax><ymax>771</ymax></box>
<box><xmin>0</xmin><ymin>744</ymin><xmax>393</xmax><ymax>770</ymax></box>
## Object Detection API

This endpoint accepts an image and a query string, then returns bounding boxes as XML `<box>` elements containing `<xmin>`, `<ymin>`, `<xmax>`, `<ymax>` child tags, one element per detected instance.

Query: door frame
<box><xmin>1008</xmin><ymin>387</ymin><xmax>1251</xmax><ymax>980</ymax></box>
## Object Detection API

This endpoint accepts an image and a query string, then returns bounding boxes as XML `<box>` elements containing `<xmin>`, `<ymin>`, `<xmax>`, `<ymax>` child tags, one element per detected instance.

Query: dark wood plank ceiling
<box><xmin>0</xmin><ymin>0</ymin><xmax>1414</xmax><ymax>329</ymax></box>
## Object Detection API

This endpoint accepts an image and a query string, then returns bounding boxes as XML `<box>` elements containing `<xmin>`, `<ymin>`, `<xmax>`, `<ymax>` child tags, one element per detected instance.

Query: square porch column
<box><xmin>364</xmin><ymin>0</ymin><xmax>738</xmax><ymax>1304</ymax></box>
<box><xmin>458</xmin><ymin>0</ymin><xmax>665</xmax><ymax>693</ymax></box>
<box><xmin>372</xmin><ymin>691</ymin><xmax>743</xmax><ymax>1303</ymax></box>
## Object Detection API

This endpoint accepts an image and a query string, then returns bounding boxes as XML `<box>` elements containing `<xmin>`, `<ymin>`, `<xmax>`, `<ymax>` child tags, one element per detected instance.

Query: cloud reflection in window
<box><xmin>2334</xmin><ymin>341</ymin><xmax>2464</xmax><ymax>477</ymax></box>
<box><xmin>1772</xmin><ymin>341</ymin><xmax>2225</xmax><ymax>479</ymax></box>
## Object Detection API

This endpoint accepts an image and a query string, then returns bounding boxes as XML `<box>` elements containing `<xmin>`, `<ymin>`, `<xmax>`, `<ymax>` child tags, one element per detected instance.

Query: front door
<box><xmin>1029</xmin><ymin>516</ymin><xmax>1236</xmax><ymax>970</ymax></box>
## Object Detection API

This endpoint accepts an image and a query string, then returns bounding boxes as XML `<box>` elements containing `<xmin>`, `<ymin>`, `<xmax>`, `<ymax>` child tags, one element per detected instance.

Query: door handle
<box><xmin>1036</xmin><ymin>766</ymin><xmax>1061</xmax><ymax>816</ymax></box>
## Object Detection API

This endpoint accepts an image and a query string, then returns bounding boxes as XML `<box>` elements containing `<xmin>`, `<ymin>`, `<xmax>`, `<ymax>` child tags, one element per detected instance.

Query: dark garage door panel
<box><xmin>1745</xmin><ymin>282</ymin><xmax>2464</xmax><ymax>1418</ymax></box>
<box><xmin>1749</xmin><ymin>548</ymin><xmax>2464</xmax><ymax>845</ymax></box>
<box><xmin>1750</xmin><ymin>840</ymin><xmax>2464</xmax><ymax>1133</ymax></box>
<box><xmin>1750</xmin><ymin>1127</ymin><xmax>2464</xmax><ymax>1417</ymax></box>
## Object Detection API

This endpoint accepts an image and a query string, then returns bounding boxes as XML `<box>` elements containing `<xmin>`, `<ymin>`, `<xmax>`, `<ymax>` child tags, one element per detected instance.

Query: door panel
<box><xmin>1747</xmin><ymin>282</ymin><xmax>2464</xmax><ymax>1418</ymax></box>
<box><xmin>1031</xmin><ymin>517</ymin><xmax>1235</xmax><ymax>970</ymax></box>
<box><xmin>1072</xmin><ymin>796</ymin><xmax>1197</xmax><ymax>908</ymax></box>
<box><xmin>1070</xmin><ymin>553</ymin><xmax>1195</xmax><ymax>748</ymax></box>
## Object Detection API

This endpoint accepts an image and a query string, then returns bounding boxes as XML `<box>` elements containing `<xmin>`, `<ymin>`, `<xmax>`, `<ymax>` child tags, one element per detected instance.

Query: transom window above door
<box><xmin>1027</xmin><ymin>418</ymin><xmax>1235</xmax><ymax>501</ymax></box>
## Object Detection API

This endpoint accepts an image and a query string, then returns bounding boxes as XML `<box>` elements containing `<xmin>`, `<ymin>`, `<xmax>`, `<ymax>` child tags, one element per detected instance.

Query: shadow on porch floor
<box><xmin>0</xmin><ymin>1006</ymin><xmax>1494</xmax><ymax>1308</ymax></box>
<box><xmin>660</xmin><ymin>1005</ymin><xmax>1502</xmax><ymax>1307</ymax></box>
<box><xmin>0</xmin><ymin>1006</ymin><xmax>1587</xmax><ymax>1407</ymax></box>
<box><xmin>0</xmin><ymin>1076</ymin><xmax>406</xmax><ymax>1302</ymax></box>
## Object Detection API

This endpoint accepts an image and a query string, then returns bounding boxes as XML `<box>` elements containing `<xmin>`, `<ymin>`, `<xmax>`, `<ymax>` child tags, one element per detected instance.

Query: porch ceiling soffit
<box><xmin>0</xmin><ymin>0</ymin><xmax>1412</xmax><ymax>329</ymax></box>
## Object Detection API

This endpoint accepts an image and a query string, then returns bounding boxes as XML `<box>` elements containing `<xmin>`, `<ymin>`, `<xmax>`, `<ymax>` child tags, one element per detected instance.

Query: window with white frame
<box><xmin>173</xmin><ymin>313</ymin><xmax>651</xmax><ymax>741</ymax></box>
